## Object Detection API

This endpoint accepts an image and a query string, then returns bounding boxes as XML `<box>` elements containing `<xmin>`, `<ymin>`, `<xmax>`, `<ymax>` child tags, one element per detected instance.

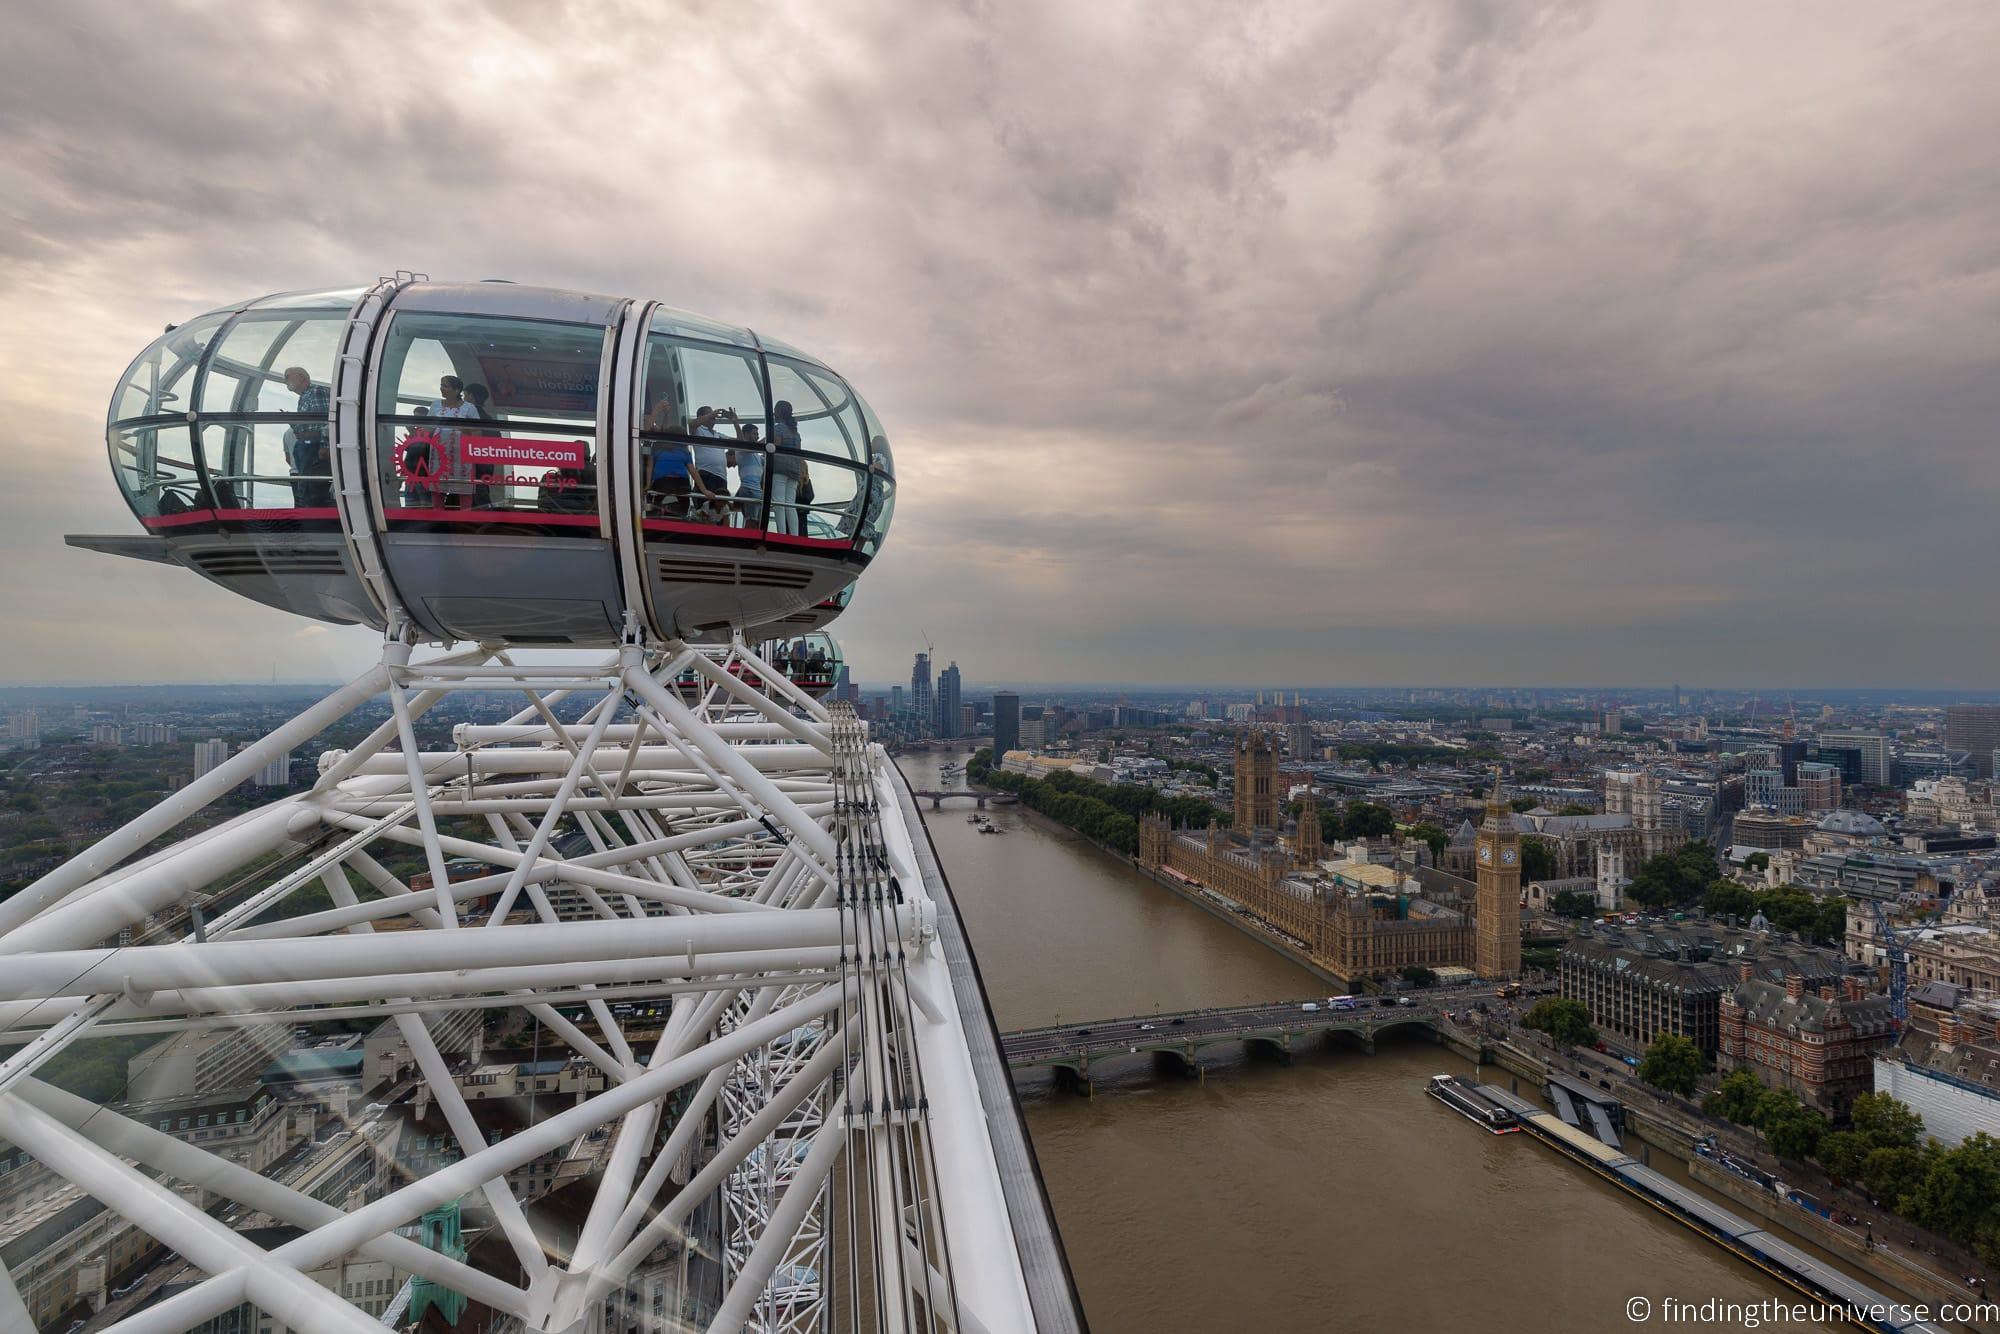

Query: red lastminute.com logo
<box><xmin>394</xmin><ymin>433</ymin><xmax>590</xmax><ymax>490</ymax></box>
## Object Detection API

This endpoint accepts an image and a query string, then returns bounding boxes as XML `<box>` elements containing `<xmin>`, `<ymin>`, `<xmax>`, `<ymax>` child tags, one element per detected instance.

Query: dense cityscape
<box><xmin>7</xmin><ymin>660</ymin><xmax>2000</xmax><ymax>1326</ymax></box>
<box><xmin>7</xmin><ymin>2</ymin><xmax>1999</xmax><ymax>1331</ymax></box>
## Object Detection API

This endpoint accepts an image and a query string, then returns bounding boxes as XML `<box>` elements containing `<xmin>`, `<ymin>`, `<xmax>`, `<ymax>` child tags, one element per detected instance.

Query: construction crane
<box><xmin>1868</xmin><ymin>899</ymin><xmax>1914</xmax><ymax>1030</ymax></box>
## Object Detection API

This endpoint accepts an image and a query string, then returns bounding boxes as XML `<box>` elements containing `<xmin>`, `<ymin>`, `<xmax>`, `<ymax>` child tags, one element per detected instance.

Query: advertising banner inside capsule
<box><xmin>473</xmin><ymin>354</ymin><xmax>599</xmax><ymax>413</ymax></box>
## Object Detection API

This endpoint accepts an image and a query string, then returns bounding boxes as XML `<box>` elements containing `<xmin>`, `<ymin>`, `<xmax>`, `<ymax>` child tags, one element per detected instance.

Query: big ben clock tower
<box><xmin>1474</xmin><ymin>778</ymin><xmax>1522</xmax><ymax>980</ymax></box>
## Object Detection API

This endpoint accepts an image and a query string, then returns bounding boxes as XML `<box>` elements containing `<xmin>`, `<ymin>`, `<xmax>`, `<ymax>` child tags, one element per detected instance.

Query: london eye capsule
<box><xmin>71</xmin><ymin>277</ymin><xmax>897</xmax><ymax>644</ymax></box>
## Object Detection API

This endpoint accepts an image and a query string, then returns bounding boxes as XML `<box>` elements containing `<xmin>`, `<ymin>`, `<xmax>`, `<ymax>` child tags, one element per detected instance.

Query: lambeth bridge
<box><xmin>910</xmin><ymin>788</ymin><xmax>1021</xmax><ymax>808</ymax></box>
<box><xmin>1000</xmin><ymin>995</ymin><xmax>1480</xmax><ymax>1096</ymax></box>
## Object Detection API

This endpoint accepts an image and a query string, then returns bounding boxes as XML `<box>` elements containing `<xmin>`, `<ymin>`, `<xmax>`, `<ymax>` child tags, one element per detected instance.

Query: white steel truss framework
<box><xmin>0</xmin><ymin>636</ymin><xmax>1038</xmax><ymax>1334</ymax></box>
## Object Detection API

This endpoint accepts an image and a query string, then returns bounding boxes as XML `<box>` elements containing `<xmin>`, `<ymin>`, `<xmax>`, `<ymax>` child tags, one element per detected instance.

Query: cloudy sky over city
<box><xmin>1</xmin><ymin>2</ymin><xmax>1994</xmax><ymax>689</ymax></box>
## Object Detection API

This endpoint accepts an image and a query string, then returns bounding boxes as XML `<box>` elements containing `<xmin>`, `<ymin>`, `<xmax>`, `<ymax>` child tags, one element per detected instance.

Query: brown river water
<box><xmin>899</xmin><ymin>749</ymin><xmax>1847</xmax><ymax>1334</ymax></box>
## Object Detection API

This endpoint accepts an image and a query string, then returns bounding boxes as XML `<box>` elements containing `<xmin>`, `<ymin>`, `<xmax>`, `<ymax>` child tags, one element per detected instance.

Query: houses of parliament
<box><xmin>1138</xmin><ymin>731</ymin><xmax>1522</xmax><ymax>983</ymax></box>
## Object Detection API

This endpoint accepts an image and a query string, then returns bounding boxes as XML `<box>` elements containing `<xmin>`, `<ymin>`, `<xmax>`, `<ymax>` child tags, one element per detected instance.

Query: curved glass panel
<box><xmin>250</xmin><ymin>286</ymin><xmax>365</xmax><ymax>311</ymax></box>
<box><xmin>647</xmin><ymin>304</ymin><xmax>756</xmax><ymax>348</ymax></box>
<box><xmin>638</xmin><ymin>333</ymin><xmax>768</xmax><ymax>533</ymax></box>
<box><xmin>765</xmin><ymin>356</ymin><xmax>864</xmax><ymax>463</ymax></box>
<box><xmin>375</xmin><ymin>313</ymin><xmax>605</xmax><ymax>537</ymax></box>
<box><xmin>853</xmin><ymin>388</ymin><xmax>894</xmax><ymax>478</ymax></box>
<box><xmin>770</xmin><ymin>456</ymin><xmax>868</xmax><ymax>547</ymax></box>
<box><xmin>110</xmin><ymin>422</ymin><xmax>208</xmax><ymax>522</ymax></box>
<box><xmin>376</xmin><ymin>312</ymin><xmax>604</xmax><ymax>424</ymax></box>
<box><xmin>755</xmin><ymin>333</ymin><xmax>833</xmax><ymax>370</ymax></box>
<box><xmin>200</xmin><ymin>315</ymin><xmax>343</xmax><ymax>414</ymax></box>
<box><xmin>111</xmin><ymin>314</ymin><xmax>229</xmax><ymax>423</ymax></box>
<box><xmin>857</xmin><ymin>475</ymin><xmax>894</xmax><ymax>559</ymax></box>
<box><xmin>202</xmin><ymin>422</ymin><xmax>333</xmax><ymax>513</ymax></box>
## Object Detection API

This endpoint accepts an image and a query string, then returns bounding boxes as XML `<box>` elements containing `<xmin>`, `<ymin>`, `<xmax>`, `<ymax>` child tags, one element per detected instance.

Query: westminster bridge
<box><xmin>999</xmin><ymin>992</ymin><xmax>1498</xmax><ymax>1095</ymax></box>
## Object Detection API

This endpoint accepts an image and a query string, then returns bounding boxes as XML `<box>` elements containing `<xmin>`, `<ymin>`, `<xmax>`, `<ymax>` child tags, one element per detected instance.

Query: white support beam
<box><xmin>0</xmin><ymin>909</ymin><xmax>907</xmax><ymax>1001</ymax></box>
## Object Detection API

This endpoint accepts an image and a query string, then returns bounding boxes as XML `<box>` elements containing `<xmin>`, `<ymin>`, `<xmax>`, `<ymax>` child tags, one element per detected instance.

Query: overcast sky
<box><xmin>2</xmin><ymin>2</ymin><xmax>1995</xmax><ymax>690</ymax></box>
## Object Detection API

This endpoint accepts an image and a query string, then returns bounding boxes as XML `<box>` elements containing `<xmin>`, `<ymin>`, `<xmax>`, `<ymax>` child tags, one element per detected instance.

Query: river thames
<box><xmin>900</xmin><ymin>749</ymin><xmax>1842</xmax><ymax>1334</ymax></box>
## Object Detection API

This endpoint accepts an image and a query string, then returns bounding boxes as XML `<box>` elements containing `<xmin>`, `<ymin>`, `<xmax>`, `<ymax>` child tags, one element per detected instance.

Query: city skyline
<box><xmin>6</xmin><ymin>5</ymin><xmax>1998</xmax><ymax>688</ymax></box>
<box><xmin>7</xmin><ymin>7</ymin><xmax>2000</xmax><ymax>1330</ymax></box>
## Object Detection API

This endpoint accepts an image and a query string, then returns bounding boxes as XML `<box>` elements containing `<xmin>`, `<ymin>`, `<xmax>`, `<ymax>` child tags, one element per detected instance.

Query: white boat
<box><xmin>1427</xmin><ymin>1074</ymin><xmax>1519</xmax><ymax>1134</ymax></box>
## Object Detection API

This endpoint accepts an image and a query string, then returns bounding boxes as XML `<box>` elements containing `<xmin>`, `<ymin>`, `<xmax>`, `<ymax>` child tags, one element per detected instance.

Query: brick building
<box><xmin>1717</xmin><ymin>970</ymin><xmax>1896</xmax><ymax>1116</ymax></box>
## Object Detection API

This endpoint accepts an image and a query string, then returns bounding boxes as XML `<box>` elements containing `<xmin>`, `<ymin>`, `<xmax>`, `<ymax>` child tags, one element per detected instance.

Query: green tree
<box><xmin>1548</xmin><ymin>890</ymin><xmax>1597</xmax><ymax>920</ymax></box>
<box><xmin>1628</xmin><ymin>869</ymin><xmax>1678</xmax><ymax>910</ymax></box>
<box><xmin>1756</xmin><ymin>886</ymin><xmax>1827</xmax><ymax>937</ymax></box>
<box><xmin>1509</xmin><ymin>795</ymin><xmax>1539</xmax><ymax>813</ymax></box>
<box><xmin>1636</xmin><ymin>1033</ymin><xmax>1706</xmax><ymax>1097</ymax></box>
<box><xmin>1520</xmin><ymin>839</ymin><xmax>1555</xmax><ymax>884</ymax></box>
<box><xmin>1556</xmin><ymin>803</ymin><xmax>1596</xmax><ymax>816</ymax></box>
<box><xmin>1400</xmin><ymin>965</ymin><xmax>1438</xmax><ymax>989</ymax></box>
<box><xmin>1674</xmin><ymin>841</ymin><xmax>1719</xmax><ymax>883</ymax></box>
<box><xmin>1703</xmin><ymin>882</ymin><xmax>1757</xmax><ymax>921</ymax></box>
<box><xmin>1849</xmin><ymin>1091</ymin><xmax>1925</xmax><ymax>1151</ymax></box>
<box><xmin>1978</xmin><ymin>1220</ymin><xmax>2000</xmax><ymax>1272</ymax></box>
<box><xmin>1703</xmin><ymin>1069</ymin><xmax>1765</xmax><ymax>1124</ymax></box>
<box><xmin>1817</xmin><ymin>1130</ymin><xmax>1871</xmax><ymax>1181</ymax></box>
<box><xmin>1743</xmin><ymin>852</ymin><xmax>1770</xmax><ymax>874</ymax></box>
<box><xmin>1903</xmin><ymin>1135</ymin><xmax>2000</xmax><ymax>1245</ymax></box>
<box><xmin>1750</xmin><ymin>1085</ymin><xmax>1801</xmax><ymax>1128</ymax></box>
<box><xmin>1339</xmin><ymin>802</ymin><xmax>1396</xmax><ymax>840</ymax></box>
<box><xmin>1766</xmin><ymin>1108</ymin><xmax>1829</xmax><ymax>1162</ymax></box>
<box><xmin>1628</xmin><ymin>842</ymin><xmax>1719</xmax><ymax>909</ymax></box>
<box><xmin>1861</xmin><ymin>1144</ymin><xmax>1937</xmax><ymax>1211</ymax></box>
<box><xmin>1406</xmin><ymin>822</ymin><xmax>1448</xmax><ymax>862</ymax></box>
<box><xmin>1522</xmin><ymin>997</ymin><xmax>1596</xmax><ymax>1048</ymax></box>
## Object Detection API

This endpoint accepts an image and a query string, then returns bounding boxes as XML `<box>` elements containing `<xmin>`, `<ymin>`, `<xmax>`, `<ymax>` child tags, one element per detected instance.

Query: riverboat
<box><xmin>1426</xmin><ymin>1074</ymin><xmax>1520</xmax><ymax>1134</ymax></box>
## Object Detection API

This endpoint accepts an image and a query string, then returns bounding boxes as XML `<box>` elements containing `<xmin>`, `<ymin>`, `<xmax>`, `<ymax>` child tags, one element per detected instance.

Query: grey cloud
<box><xmin>2</xmin><ymin>0</ymin><xmax>1996</xmax><ymax>688</ymax></box>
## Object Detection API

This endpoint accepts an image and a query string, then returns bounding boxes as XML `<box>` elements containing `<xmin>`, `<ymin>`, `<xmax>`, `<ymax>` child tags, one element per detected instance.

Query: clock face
<box><xmin>1478</xmin><ymin>845</ymin><xmax>1493</xmax><ymax>864</ymax></box>
<box><xmin>1502</xmin><ymin>847</ymin><xmax>1518</xmax><ymax>865</ymax></box>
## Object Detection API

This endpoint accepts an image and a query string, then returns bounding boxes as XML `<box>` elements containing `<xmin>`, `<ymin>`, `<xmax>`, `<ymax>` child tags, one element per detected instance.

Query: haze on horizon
<box><xmin>2</xmin><ymin>3</ymin><xmax>1994</xmax><ymax>692</ymax></box>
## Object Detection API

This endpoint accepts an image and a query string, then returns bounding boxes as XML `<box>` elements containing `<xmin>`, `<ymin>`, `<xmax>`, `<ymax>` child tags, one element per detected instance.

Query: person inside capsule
<box><xmin>730</xmin><ymin>422</ymin><xmax>763</xmax><ymax>529</ymax></box>
<box><xmin>686</xmin><ymin>405</ymin><xmax>736</xmax><ymax>525</ymax></box>
<box><xmin>399</xmin><ymin>407</ymin><xmax>440</xmax><ymax>507</ymax></box>
<box><xmin>462</xmin><ymin>381</ymin><xmax>496</xmax><ymax>508</ymax></box>
<box><xmin>282</xmin><ymin>365</ymin><xmax>332</xmax><ymax>508</ymax></box>
<box><xmin>643</xmin><ymin>394</ymin><xmax>690</xmax><ymax>518</ymax></box>
<box><xmin>769</xmin><ymin>400</ymin><xmax>804</xmax><ymax>536</ymax></box>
